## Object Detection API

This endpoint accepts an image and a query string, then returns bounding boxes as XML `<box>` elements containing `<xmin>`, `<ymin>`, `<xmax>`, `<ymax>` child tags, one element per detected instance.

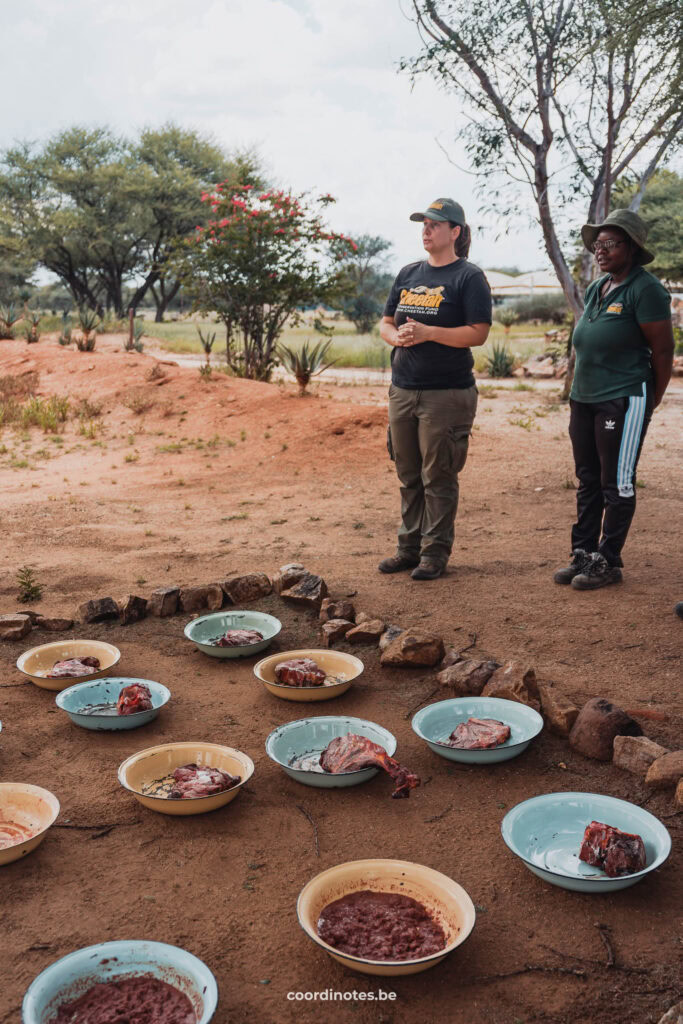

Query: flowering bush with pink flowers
<box><xmin>172</xmin><ymin>184</ymin><xmax>356</xmax><ymax>380</ymax></box>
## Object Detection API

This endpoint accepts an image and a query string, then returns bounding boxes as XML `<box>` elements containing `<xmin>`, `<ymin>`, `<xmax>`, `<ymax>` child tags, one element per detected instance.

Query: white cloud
<box><xmin>2</xmin><ymin>0</ymin><xmax>546</xmax><ymax>273</ymax></box>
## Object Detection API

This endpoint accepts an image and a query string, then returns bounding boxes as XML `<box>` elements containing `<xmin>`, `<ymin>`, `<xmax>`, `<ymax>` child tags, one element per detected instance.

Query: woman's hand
<box><xmin>397</xmin><ymin>317</ymin><xmax>431</xmax><ymax>346</ymax></box>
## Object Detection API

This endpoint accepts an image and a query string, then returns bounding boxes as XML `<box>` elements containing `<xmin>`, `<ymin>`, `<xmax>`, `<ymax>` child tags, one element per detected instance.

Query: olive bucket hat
<box><xmin>581</xmin><ymin>209</ymin><xmax>654</xmax><ymax>265</ymax></box>
<box><xmin>410</xmin><ymin>198</ymin><xmax>466</xmax><ymax>226</ymax></box>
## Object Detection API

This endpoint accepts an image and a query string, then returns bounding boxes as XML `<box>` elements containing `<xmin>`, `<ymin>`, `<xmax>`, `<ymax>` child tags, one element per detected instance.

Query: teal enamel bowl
<box><xmin>184</xmin><ymin>610</ymin><xmax>281</xmax><ymax>659</ymax></box>
<box><xmin>265</xmin><ymin>716</ymin><xmax>397</xmax><ymax>788</ymax></box>
<box><xmin>412</xmin><ymin>697</ymin><xmax>543</xmax><ymax>764</ymax></box>
<box><xmin>55</xmin><ymin>678</ymin><xmax>170</xmax><ymax>731</ymax></box>
<box><xmin>22</xmin><ymin>939</ymin><xmax>218</xmax><ymax>1023</ymax></box>
<box><xmin>501</xmin><ymin>792</ymin><xmax>672</xmax><ymax>893</ymax></box>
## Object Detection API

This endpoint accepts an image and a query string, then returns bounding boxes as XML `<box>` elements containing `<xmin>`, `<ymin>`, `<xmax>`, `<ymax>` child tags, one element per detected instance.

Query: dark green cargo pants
<box><xmin>387</xmin><ymin>383</ymin><xmax>478</xmax><ymax>567</ymax></box>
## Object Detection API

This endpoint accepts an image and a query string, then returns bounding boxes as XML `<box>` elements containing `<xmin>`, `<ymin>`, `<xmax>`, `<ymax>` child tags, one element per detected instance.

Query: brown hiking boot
<box><xmin>410</xmin><ymin>559</ymin><xmax>444</xmax><ymax>581</ymax></box>
<box><xmin>378</xmin><ymin>554</ymin><xmax>420</xmax><ymax>574</ymax></box>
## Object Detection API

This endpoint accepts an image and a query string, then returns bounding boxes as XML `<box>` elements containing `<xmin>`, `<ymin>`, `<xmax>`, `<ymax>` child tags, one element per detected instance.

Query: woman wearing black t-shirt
<box><xmin>379</xmin><ymin>198</ymin><xmax>492</xmax><ymax>580</ymax></box>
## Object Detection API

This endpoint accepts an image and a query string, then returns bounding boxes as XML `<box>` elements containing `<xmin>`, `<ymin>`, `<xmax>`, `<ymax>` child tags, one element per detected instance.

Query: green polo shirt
<box><xmin>571</xmin><ymin>266</ymin><xmax>671</xmax><ymax>403</ymax></box>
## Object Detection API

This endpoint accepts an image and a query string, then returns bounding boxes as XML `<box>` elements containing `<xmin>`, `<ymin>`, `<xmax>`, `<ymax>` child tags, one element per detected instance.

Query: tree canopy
<box><xmin>338</xmin><ymin>234</ymin><xmax>394</xmax><ymax>333</ymax></box>
<box><xmin>613</xmin><ymin>168</ymin><xmax>683</xmax><ymax>283</ymax></box>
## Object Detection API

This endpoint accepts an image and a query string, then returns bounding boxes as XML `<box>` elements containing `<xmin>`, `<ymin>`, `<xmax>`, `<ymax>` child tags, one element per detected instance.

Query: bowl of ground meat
<box><xmin>55</xmin><ymin>678</ymin><xmax>170</xmax><ymax>731</ymax></box>
<box><xmin>0</xmin><ymin>783</ymin><xmax>60</xmax><ymax>867</ymax></box>
<box><xmin>501</xmin><ymin>792</ymin><xmax>672</xmax><ymax>893</ymax></box>
<box><xmin>253</xmin><ymin>649</ymin><xmax>364</xmax><ymax>702</ymax></box>
<box><xmin>117</xmin><ymin>741</ymin><xmax>254</xmax><ymax>816</ymax></box>
<box><xmin>22</xmin><ymin>939</ymin><xmax>218</xmax><ymax>1024</ymax></box>
<box><xmin>184</xmin><ymin>610</ymin><xmax>281</xmax><ymax>659</ymax></box>
<box><xmin>16</xmin><ymin>640</ymin><xmax>121</xmax><ymax>692</ymax></box>
<box><xmin>297</xmin><ymin>859</ymin><xmax>476</xmax><ymax>976</ymax></box>
<box><xmin>412</xmin><ymin>697</ymin><xmax>543</xmax><ymax>764</ymax></box>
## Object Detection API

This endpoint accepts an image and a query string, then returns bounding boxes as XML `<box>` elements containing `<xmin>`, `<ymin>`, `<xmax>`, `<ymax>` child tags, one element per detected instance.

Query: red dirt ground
<box><xmin>1</xmin><ymin>334</ymin><xmax>681</xmax><ymax>1024</ymax></box>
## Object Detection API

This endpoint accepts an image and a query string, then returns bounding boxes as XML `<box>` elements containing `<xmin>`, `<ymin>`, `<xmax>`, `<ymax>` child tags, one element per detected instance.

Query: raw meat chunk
<box><xmin>446</xmin><ymin>717</ymin><xmax>510</xmax><ymax>749</ymax></box>
<box><xmin>320</xmin><ymin>733</ymin><xmax>420</xmax><ymax>799</ymax></box>
<box><xmin>47</xmin><ymin>656</ymin><xmax>100</xmax><ymax>679</ymax></box>
<box><xmin>169</xmin><ymin>763</ymin><xmax>240</xmax><ymax>799</ymax></box>
<box><xmin>116</xmin><ymin>682</ymin><xmax>153</xmax><ymax>716</ymax></box>
<box><xmin>213</xmin><ymin>628</ymin><xmax>263</xmax><ymax>647</ymax></box>
<box><xmin>274</xmin><ymin>657</ymin><xmax>326</xmax><ymax>687</ymax></box>
<box><xmin>578</xmin><ymin>821</ymin><xmax>646</xmax><ymax>877</ymax></box>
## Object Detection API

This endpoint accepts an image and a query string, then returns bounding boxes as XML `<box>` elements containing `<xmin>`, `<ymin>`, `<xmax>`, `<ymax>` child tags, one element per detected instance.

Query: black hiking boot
<box><xmin>378</xmin><ymin>554</ymin><xmax>420</xmax><ymax>574</ymax></box>
<box><xmin>553</xmin><ymin>549</ymin><xmax>593</xmax><ymax>585</ymax></box>
<box><xmin>571</xmin><ymin>552</ymin><xmax>623</xmax><ymax>590</ymax></box>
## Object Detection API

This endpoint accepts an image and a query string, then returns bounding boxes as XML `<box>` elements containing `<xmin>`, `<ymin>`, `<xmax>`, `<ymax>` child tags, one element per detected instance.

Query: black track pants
<box><xmin>568</xmin><ymin>383</ymin><xmax>653</xmax><ymax>567</ymax></box>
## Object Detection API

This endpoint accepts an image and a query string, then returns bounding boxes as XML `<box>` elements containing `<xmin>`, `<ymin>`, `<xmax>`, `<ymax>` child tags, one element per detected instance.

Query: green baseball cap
<box><xmin>410</xmin><ymin>197</ymin><xmax>466</xmax><ymax>227</ymax></box>
<box><xmin>581</xmin><ymin>209</ymin><xmax>654</xmax><ymax>265</ymax></box>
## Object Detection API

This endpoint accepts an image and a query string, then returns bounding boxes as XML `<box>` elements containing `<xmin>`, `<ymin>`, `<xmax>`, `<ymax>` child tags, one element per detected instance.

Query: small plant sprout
<box><xmin>17</xmin><ymin>565</ymin><xmax>43</xmax><ymax>603</ymax></box>
<box><xmin>277</xmin><ymin>338</ymin><xmax>337</xmax><ymax>396</ymax></box>
<box><xmin>197</xmin><ymin>326</ymin><xmax>216</xmax><ymax>365</ymax></box>
<box><xmin>24</xmin><ymin>311</ymin><xmax>41</xmax><ymax>344</ymax></box>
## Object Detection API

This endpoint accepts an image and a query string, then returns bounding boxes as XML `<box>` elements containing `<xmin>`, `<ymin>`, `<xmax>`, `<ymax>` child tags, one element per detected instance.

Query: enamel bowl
<box><xmin>118</xmin><ymin>741</ymin><xmax>254</xmax><ymax>816</ymax></box>
<box><xmin>0</xmin><ymin>783</ymin><xmax>60</xmax><ymax>867</ymax></box>
<box><xmin>16</xmin><ymin>640</ymin><xmax>121</xmax><ymax>692</ymax></box>
<box><xmin>22</xmin><ymin>940</ymin><xmax>218</xmax><ymax>1024</ymax></box>
<box><xmin>412</xmin><ymin>697</ymin><xmax>543</xmax><ymax>764</ymax></box>
<box><xmin>266</xmin><ymin>716</ymin><xmax>397</xmax><ymax>788</ymax></box>
<box><xmin>501</xmin><ymin>791</ymin><xmax>672</xmax><ymax>893</ymax></box>
<box><xmin>55</xmin><ymin>678</ymin><xmax>170</xmax><ymax>731</ymax></box>
<box><xmin>297</xmin><ymin>859</ymin><xmax>476</xmax><ymax>977</ymax></box>
<box><xmin>184</xmin><ymin>610</ymin><xmax>281</xmax><ymax>659</ymax></box>
<box><xmin>254</xmin><ymin>649</ymin><xmax>364</xmax><ymax>702</ymax></box>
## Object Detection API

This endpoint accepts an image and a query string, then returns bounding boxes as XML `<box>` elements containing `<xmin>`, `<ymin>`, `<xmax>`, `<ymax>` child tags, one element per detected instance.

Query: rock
<box><xmin>440</xmin><ymin>647</ymin><xmax>464</xmax><ymax>670</ymax></box>
<box><xmin>321</xmin><ymin>619</ymin><xmax>354</xmax><ymax>648</ymax></box>
<box><xmin>538</xmin><ymin>682</ymin><xmax>579</xmax><ymax>737</ymax></box>
<box><xmin>0</xmin><ymin>613</ymin><xmax>32</xmax><ymax>641</ymax></box>
<box><xmin>78</xmin><ymin>597</ymin><xmax>119</xmax><ymax>624</ymax></box>
<box><xmin>380</xmin><ymin>630</ymin><xmax>445</xmax><ymax>668</ymax></box>
<box><xmin>222</xmin><ymin>573</ymin><xmax>272</xmax><ymax>604</ymax></box>
<box><xmin>675</xmin><ymin>779</ymin><xmax>683</xmax><ymax>810</ymax></box>
<box><xmin>569</xmin><ymin>697</ymin><xmax>642</xmax><ymax>761</ymax></box>
<box><xmin>271</xmin><ymin>563</ymin><xmax>306</xmax><ymax>595</ymax></box>
<box><xmin>482</xmin><ymin>661</ymin><xmax>540</xmax><ymax>711</ymax></box>
<box><xmin>178</xmin><ymin>585</ymin><xmax>218</xmax><ymax>614</ymax></box>
<box><xmin>522</xmin><ymin>355</ymin><xmax>555</xmax><ymax>378</ymax></box>
<box><xmin>34</xmin><ymin>616</ymin><xmax>74</xmax><ymax>632</ymax></box>
<box><xmin>280</xmin><ymin>573</ymin><xmax>328</xmax><ymax>610</ymax></box>
<box><xmin>346</xmin><ymin>619</ymin><xmax>385</xmax><ymax>644</ymax></box>
<box><xmin>379</xmin><ymin>625</ymin><xmax>404</xmax><ymax>652</ymax></box>
<box><xmin>437</xmin><ymin>659</ymin><xmax>498</xmax><ymax>696</ymax></box>
<box><xmin>148</xmin><ymin>586</ymin><xmax>179</xmax><ymax>617</ymax></box>
<box><xmin>671</xmin><ymin>355</ymin><xmax>683</xmax><ymax>377</ymax></box>
<box><xmin>613</xmin><ymin>735</ymin><xmax>670</xmax><ymax>777</ymax></box>
<box><xmin>645</xmin><ymin>750</ymin><xmax>683</xmax><ymax>790</ymax></box>
<box><xmin>657</xmin><ymin>1001</ymin><xmax>682</xmax><ymax>1024</ymax></box>
<box><xmin>118</xmin><ymin>595</ymin><xmax>148</xmax><ymax>626</ymax></box>
<box><xmin>206</xmin><ymin>584</ymin><xmax>225</xmax><ymax>610</ymax></box>
<box><xmin>355</xmin><ymin>612</ymin><xmax>370</xmax><ymax>624</ymax></box>
<box><xmin>319</xmin><ymin>598</ymin><xmax>356</xmax><ymax>623</ymax></box>
<box><xmin>14</xmin><ymin>609</ymin><xmax>43</xmax><ymax>622</ymax></box>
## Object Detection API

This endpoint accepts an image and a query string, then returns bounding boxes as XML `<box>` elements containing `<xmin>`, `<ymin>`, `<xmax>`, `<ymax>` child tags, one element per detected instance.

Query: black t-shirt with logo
<box><xmin>383</xmin><ymin>258</ymin><xmax>492</xmax><ymax>389</ymax></box>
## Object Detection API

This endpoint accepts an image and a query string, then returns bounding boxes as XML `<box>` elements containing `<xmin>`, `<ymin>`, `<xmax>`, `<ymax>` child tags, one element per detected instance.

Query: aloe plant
<box><xmin>197</xmin><ymin>326</ymin><xmax>216</xmax><ymax>365</ymax></box>
<box><xmin>58</xmin><ymin>312</ymin><xmax>72</xmax><ymax>346</ymax></box>
<box><xmin>24</xmin><ymin>312</ymin><xmax>41</xmax><ymax>344</ymax></box>
<box><xmin>125</xmin><ymin>318</ymin><xmax>145</xmax><ymax>353</ymax></box>
<box><xmin>485</xmin><ymin>341</ymin><xmax>515</xmax><ymax>378</ymax></box>
<box><xmin>278</xmin><ymin>338</ymin><xmax>337</xmax><ymax>395</ymax></box>
<box><xmin>0</xmin><ymin>303</ymin><xmax>23</xmax><ymax>339</ymax></box>
<box><xmin>75</xmin><ymin>308</ymin><xmax>100</xmax><ymax>351</ymax></box>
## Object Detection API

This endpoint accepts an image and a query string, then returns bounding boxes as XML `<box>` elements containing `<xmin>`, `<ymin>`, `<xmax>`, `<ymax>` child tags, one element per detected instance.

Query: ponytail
<box><xmin>452</xmin><ymin>222</ymin><xmax>471</xmax><ymax>259</ymax></box>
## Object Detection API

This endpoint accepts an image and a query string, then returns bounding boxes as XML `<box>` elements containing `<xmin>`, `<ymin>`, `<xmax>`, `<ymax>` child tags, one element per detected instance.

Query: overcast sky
<box><xmin>3</xmin><ymin>0</ymin><xmax>546</xmax><ymax>274</ymax></box>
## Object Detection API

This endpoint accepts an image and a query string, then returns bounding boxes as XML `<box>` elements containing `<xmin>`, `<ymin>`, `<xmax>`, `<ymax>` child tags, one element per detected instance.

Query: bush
<box><xmin>509</xmin><ymin>292</ymin><xmax>568</xmax><ymax>324</ymax></box>
<box><xmin>674</xmin><ymin>325</ymin><xmax>682</xmax><ymax>355</ymax></box>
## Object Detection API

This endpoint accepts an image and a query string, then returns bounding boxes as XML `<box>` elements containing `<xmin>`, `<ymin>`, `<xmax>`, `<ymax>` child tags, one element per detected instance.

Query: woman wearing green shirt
<box><xmin>554</xmin><ymin>210</ymin><xmax>674</xmax><ymax>590</ymax></box>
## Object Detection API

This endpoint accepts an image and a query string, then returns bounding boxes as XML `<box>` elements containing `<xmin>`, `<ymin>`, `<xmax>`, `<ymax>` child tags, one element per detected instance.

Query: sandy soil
<box><xmin>0</xmin><ymin>334</ymin><xmax>681</xmax><ymax>1024</ymax></box>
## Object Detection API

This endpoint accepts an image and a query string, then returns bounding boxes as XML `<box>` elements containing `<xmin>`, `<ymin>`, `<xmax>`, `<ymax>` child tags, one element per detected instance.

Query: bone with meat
<box><xmin>214</xmin><ymin>628</ymin><xmax>263</xmax><ymax>647</ymax></box>
<box><xmin>320</xmin><ymin>734</ymin><xmax>420</xmax><ymax>798</ymax></box>
<box><xmin>46</xmin><ymin>656</ymin><xmax>101</xmax><ymax>679</ymax></box>
<box><xmin>274</xmin><ymin>657</ymin><xmax>327</xmax><ymax>687</ymax></box>
<box><xmin>116</xmin><ymin>682</ymin><xmax>153</xmax><ymax>716</ymax></box>
<box><xmin>578</xmin><ymin>820</ymin><xmax>646</xmax><ymax>877</ymax></box>
<box><xmin>169</xmin><ymin>763</ymin><xmax>241</xmax><ymax>799</ymax></box>
<box><xmin>446</xmin><ymin>717</ymin><xmax>511</xmax><ymax>749</ymax></box>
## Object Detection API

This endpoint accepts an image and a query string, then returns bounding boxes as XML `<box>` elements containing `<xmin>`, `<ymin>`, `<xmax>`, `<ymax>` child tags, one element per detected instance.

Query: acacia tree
<box><xmin>405</xmin><ymin>1</ymin><xmax>683</xmax><ymax>359</ymax></box>
<box><xmin>172</xmin><ymin>186</ymin><xmax>356</xmax><ymax>380</ymax></box>
<box><xmin>339</xmin><ymin>234</ymin><xmax>394</xmax><ymax>333</ymax></box>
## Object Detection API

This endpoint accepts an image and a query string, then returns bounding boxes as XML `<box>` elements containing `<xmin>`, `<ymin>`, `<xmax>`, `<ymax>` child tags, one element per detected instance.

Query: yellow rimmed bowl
<box><xmin>297</xmin><ymin>858</ymin><xmax>476</xmax><ymax>976</ymax></box>
<box><xmin>254</xmin><ymin>649</ymin><xmax>364</xmax><ymax>702</ymax></box>
<box><xmin>118</xmin><ymin>741</ymin><xmax>254</xmax><ymax>816</ymax></box>
<box><xmin>16</xmin><ymin>640</ymin><xmax>121</xmax><ymax>692</ymax></box>
<box><xmin>0</xmin><ymin>783</ymin><xmax>60</xmax><ymax>866</ymax></box>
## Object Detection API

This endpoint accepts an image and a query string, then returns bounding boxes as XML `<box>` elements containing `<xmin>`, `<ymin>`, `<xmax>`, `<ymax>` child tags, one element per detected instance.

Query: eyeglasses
<box><xmin>592</xmin><ymin>239</ymin><xmax>625</xmax><ymax>253</ymax></box>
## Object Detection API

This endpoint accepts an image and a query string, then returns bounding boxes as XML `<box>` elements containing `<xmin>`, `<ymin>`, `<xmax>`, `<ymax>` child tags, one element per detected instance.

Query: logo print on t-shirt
<box><xmin>398</xmin><ymin>285</ymin><xmax>445</xmax><ymax>310</ymax></box>
<box><xmin>606</xmin><ymin>303</ymin><xmax>623</xmax><ymax>314</ymax></box>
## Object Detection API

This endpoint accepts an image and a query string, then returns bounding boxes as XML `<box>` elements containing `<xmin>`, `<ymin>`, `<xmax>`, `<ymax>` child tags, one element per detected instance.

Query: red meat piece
<box><xmin>169</xmin><ymin>763</ymin><xmax>241</xmax><ymax>799</ymax></box>
<box><xmin>116</xmin><ymin>682</ymin><xmax>153</xmax><ymax>716</ymax></box>
<box><xmin>274</xmin><ymin>657</ymin><xmax>326</xmax><ymax>687</ymax></box>
<box><xmin>447</xmin><ymin>717</ymin><xmax>511</xmax><ymax>749</ymax></box>
<box><xmin>320</xmin><ymin>734</ymin><xmax>420</xmax><ymax>799</ymax></box>
<box><xmin>578</xmin><ymin>821</ymin><xmax>646</xmax><ymax>877</ymax></box>
<box><xmin>214</xmin><ymin>628</ymin><xmax>263</xmax><ymax>647</ymax></box>
<box><xmin>47</xmin><ymin>656</ymin><xmax>101</xmax><ymax>679</ymax></box>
